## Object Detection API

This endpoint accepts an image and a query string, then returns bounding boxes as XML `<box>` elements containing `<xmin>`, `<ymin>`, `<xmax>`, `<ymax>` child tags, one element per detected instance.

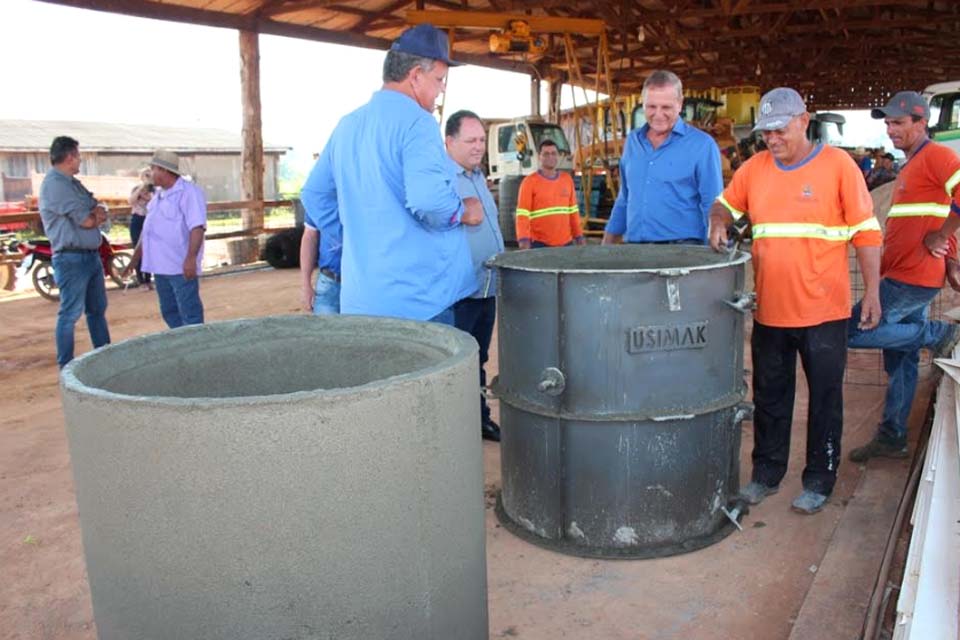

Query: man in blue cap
<box><xmin>303</xmin><ymin>23</ymin><xmax>483</xmax><ymax>324</ymax></box>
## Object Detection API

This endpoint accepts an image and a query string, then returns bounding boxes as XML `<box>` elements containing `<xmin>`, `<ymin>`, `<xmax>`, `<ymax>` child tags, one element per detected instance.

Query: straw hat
<box><xmin>149</xmin><ymin>149</ymin><xmax>181</xmax><ymax>175</ymax></box>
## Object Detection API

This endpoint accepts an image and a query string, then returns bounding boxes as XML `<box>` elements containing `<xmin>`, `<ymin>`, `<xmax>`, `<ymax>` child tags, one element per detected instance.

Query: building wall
<box><xmin>0</xmin><ymin>151</ymin><xmax>281</xmax><ymax>202</ymax></box>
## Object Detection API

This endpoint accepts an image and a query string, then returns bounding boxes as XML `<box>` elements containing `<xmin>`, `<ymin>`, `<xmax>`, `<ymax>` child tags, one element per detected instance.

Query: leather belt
<box><xmin>57</xmin><ymin>247</ymin><xmax>98</xmax><ymax>254</ymax></box>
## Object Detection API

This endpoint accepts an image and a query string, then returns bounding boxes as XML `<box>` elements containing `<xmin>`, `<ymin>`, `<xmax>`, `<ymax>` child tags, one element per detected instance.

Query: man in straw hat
<box><xmin>708</xmin><ymin>87</ymin><xmax>883</xmax><ymax>515</ymax></box>
<box><xmin>125</xmin><ymin>149</ymin><xmax>207</xmax><ymax>328</ymax></box>
<box><xmin>302</xmin><ymin>23</ymin><xmax>483</xmax><ymax>324</ymax></box>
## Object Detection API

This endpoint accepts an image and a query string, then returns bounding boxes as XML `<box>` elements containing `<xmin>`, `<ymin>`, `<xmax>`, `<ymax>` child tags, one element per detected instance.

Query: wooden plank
<box><xmin>35</xmin><ymin>0</ymin><xmax>393</xmax><ymax>51</ymax></box>
<box><xmin>786</xmin><ymin>453</ymin><xmax>910</xmax><ymax>640</ymax></box>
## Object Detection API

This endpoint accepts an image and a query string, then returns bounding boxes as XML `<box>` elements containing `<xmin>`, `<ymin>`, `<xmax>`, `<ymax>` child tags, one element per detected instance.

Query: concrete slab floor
<box><xmin>0</xmin><ymin>268</ymin><xmax>917</xmax><ymax>640</ymax></box>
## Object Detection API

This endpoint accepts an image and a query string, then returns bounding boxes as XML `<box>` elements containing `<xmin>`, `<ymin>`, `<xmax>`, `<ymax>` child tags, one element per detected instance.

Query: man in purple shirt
<box><xmin>126</xmin><ymin>150</ymin><xmax>207</xmax><ymax>328</ymax></box>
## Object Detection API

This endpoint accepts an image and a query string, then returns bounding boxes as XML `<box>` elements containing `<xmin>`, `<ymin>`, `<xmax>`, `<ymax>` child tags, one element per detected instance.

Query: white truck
<box><xmin>924</xmin><ymin>81</ymin><xmax>960</xmax><ymax>154</ymax></box>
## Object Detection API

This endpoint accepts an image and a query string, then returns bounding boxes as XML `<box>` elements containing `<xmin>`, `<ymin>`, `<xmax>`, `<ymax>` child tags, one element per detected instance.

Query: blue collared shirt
<box><xmin>307</xmin><ymin>89</ymin><xmax>475</xmax><ymax>320</ymax></box>
<box><xmin>451</xmin><ymin>158</ymin><xmax>503</xmax><ymax>299</ymax></box>
<box><xmin>605</xmin><ymin>119</ymin><xmax>723</xmax><ymax>243</ymax></box>
<box><xmin>301</xmin><ymin>160</ymin><xmax>343</xmax><ymax>276</ymax></box>
<box><xmin>38</xmin><ymin>168</ymin><xmax>101</xmax><ymax>252</ymax></box>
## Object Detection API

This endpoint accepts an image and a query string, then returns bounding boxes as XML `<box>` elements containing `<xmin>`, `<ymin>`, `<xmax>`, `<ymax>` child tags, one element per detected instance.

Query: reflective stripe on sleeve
<box><xmin>717</xmin><ymin>194</ymin><xmax>745</xmax><ymax>220</ymax></box>
<box><xmin>946</xmin><ymin>168</ymin><xmax>960</xmax><ymax>196</ymax></box>
<box><xmin>886</xmin><ymin>203</ymin><xmax>951</xmax><ymax>219</ymax></box>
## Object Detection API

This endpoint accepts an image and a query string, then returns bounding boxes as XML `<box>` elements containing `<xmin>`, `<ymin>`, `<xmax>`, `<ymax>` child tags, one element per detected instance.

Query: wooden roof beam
<box><xmin>261</xmin><ymin>0</ymin><xmax>343</xmax><ymax>18</ymax></box>
<box><xmin>353</xmin><ymin>0</ymin><xmax>411</xmax><ymax>30</ymax></box>
<box><xmin>636</xmin><ymin>0</ymin><xmax>923</xmax><ymax>21</ymax></box>
<box><xmin>405</xmin><ymin>9</ymin><xmax>606</xmax><ymax>35</ymax></box>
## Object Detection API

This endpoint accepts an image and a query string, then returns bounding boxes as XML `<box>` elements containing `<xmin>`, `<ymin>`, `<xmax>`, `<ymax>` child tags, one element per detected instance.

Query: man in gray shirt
<box><xmin>39</xmin><ymin>136</ymin><xmax>111</xmax><ymax>367</ymax></box>
<box><xmin>446</xmin><ymin>110</ymin><xmax>505</xmax><ymax>442</ymax></box>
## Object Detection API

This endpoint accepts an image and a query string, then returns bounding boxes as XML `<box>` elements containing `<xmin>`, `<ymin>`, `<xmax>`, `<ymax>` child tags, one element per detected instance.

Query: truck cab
<box><xmin>924</xmin><ymin>81</ymin><xmax>960</xmax><ymax>154</ymax></box>
<box><xmin>487</xmin><ymin>118</ymin><xmax>574</xmax><ymax>182</ymax></box>
<box><xmin>808</xmin><ymin>112</ymin><xmax>845</xmax><ymax>145</ymax></box>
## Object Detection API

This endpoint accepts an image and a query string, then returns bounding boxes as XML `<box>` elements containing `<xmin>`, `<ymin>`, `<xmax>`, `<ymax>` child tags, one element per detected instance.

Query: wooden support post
<box><xmin>530</xmin><ymin>76</ymin><xmax>541</xmax><ymax>117</ymax></box>
<box><xmin>239</xmin><ymin>29</ymin><xmax>264</xmax><ymax>233</ymax></box>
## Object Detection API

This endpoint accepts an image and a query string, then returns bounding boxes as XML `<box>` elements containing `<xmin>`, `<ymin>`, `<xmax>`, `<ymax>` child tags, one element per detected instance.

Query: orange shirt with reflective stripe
<box><xmin>720</xmin><ymin>145</ymin><xmax>882</xmax><ymax>328</ymax></box>
<box><xmin>881</xmin><ymin>141</ymin><xmax>960</xmax><ymax>288</ymax></box>
<box><xmin>515</xmin><ymin>171</ymin><xmax>583</xmax><ymax>246</ymax></box>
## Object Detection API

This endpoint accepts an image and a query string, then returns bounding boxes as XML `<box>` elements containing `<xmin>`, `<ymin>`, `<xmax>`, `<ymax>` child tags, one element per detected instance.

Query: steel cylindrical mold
<box><xmin>491</xmin><ymin>245</ymin><xmax>750</xmax><ymax>417</ymax></box>
<box><xmin>496</xmin><ymin>401</ymin><xmax>747</xmax><ymax>558</ymax></box>
<box><xmin>61</xmin><ymin>315</ymin><xmax>487</xmax><ymax>640</ymax></box>
<box><xmin>490</xmin><ymin>245</ymin><xmax>752</xmax><ymax>558</ymax></box>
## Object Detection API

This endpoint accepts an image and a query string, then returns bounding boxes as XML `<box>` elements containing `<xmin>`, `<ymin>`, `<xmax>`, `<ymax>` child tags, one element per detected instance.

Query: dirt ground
<box><xmin>0</xmin><ymin>266</ymin><xmax>917</xmax><ymax>640</ymax></box>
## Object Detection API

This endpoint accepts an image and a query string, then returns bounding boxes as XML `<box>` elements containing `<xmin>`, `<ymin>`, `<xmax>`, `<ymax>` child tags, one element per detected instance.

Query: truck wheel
<box><xmin>498</xmin><ymin>175</ymin><xmax>522</xmax><ymax>246</ymax></box>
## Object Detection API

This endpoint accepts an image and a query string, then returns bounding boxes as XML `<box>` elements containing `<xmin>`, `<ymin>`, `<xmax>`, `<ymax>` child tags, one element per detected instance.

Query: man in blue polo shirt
<box><xmin>306</xmin><ymin>23</ymin><xmax>483</xmax><ymax>323</ymax></box>
<box><xmin>602</xmin><ymin>70</ymin><xmax>723</xmax><ymax>245</ymax></box>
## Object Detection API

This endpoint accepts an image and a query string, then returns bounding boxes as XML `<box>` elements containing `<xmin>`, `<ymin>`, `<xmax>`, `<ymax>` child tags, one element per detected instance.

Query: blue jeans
<box><xmin>848</xmin><ymin>277</ymin><xmax>952</xmax><ymax>443</ymax></box>
<box><xmin>454</xmin><ymin>296</ymin><xmax>497</xmax><ymax>423</ymax></box>
<box><xmin>428</xmin><ymin>306</ymin><xmax>455</xmax><ymax>326</ymax></box>
<box><xmin>154</xmin><ymin>274</ymin><xmax>204</xmax><ymax>329</ymax></box>
<box><xmin>52</xmin><ymin>251</ymin><xmax>110</xmax><ymax>368</ymax></box>
<box><xmin>312</xmin><ymin>272</ymin><xmax>341</xmax><ymax>315</ymax></box>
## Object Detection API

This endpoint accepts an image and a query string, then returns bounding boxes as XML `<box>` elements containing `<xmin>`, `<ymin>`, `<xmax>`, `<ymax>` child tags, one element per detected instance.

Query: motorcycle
<box><xmin>14</xmin><ymin>233</ymin><xmax>136</xmax><ymax>301</ymax></box>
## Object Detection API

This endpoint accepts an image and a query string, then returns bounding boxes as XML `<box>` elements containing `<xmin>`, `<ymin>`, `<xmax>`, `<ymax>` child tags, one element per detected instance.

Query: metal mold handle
<box><xmin>733</xmin><ymin>403</ymin><xmax>754</xmax><ymax>424</ymax></box>
<box><xmin>657</xmin><ymin>269</ymin><xmax>690</xmax><ymax>312</ymax></box>
<box><xmin>537</xmin><ymin>367</ymin><xmax>566</xmax><ymax>396</ymax></box>
<box><xmin>723</xmin><ymin>292</ymin><xmax>756</xmax><ymax>314</ymax></box>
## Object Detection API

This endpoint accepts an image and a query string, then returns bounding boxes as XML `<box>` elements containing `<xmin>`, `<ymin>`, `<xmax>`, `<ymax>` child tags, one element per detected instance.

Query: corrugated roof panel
<box><xmin>0</xmin><ymin>120</ymin><xmax>289</xmax><ymax>153</ymax></box>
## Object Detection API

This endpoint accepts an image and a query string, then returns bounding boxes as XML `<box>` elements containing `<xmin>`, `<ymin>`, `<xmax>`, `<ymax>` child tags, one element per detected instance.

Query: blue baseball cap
<box><xmin>391</xmin><ymin>24</ymin><xmax>462</xmax><ymax>67</ymax></box>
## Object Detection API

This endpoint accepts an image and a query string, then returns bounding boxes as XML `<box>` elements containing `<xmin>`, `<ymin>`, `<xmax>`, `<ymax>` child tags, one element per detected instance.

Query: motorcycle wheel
<box><xmin>32</xmin><ymin>261</ymin><xmax>59</xmax><ymax>301</ymax></box>
<box><xmin>109</xmin><ymin>252</ymin><xmax>135</xmax><ymax>288</ymax></box>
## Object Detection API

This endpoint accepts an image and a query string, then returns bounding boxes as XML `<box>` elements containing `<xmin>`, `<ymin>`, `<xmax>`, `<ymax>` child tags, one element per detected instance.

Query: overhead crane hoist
<box><xmin>406</xmin><ymin>9</ymin><xmax>618</xmax><ymax>226</ymax></box>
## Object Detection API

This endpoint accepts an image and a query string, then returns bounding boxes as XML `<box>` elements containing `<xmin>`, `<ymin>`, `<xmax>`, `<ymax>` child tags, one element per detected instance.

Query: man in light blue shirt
<box><xmin>445</xmin><ymin>110</ymin><xmax>504</xmax><ymax>442</ymax></box>
<box><xmin>603</xmin><ymin>70</ymin><xmax>723</xmax><ymax>245</ymax></box>
<box><xmin>307</xmin><ymin>24</ymin><xmax>483</xmax><ymax>323</ymax></box>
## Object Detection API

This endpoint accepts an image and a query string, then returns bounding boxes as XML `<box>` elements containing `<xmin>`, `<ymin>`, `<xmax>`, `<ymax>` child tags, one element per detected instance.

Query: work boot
<box><xmin>739</xmin><ymin>481</ymin><xmax>779</xmax><ymax>505</ymax></box>
<box><xmin>848</xmin><ymin>436</ymin><xmax>908</xmax><ymax>462</ymax></box>
<box><xmin>481</xmin><ymin>417</ymin><xmax>501</xmax><ymax>442</ymax></box>
<box><xmin>791</xmin><ymin>490</ymin><xmax>828</xmax><ymax>515</ymax></box>
<box><xmin>934</xmin><ymin>324</ymin><xmax>960</xmax><ymax>358</ymax></box>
